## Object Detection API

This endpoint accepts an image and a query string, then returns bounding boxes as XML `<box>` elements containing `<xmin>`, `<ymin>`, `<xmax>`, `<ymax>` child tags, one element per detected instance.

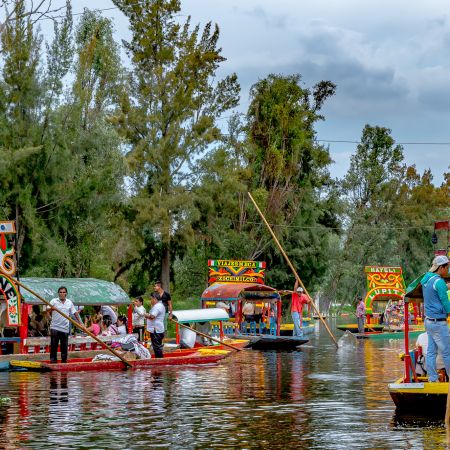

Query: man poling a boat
<box><xmin>47</xmin><ymin>286</ymin><xmax>82</xmax><ymax>364</ymax></box>
<box><xmin>422</xmin><ymin>255</ymin><xmax>450</xmax><ymax>382</ymax></box>
<box><xmin>356</xmin><ymin>297</ymin><xmax>366</xmax><ymax>334</ymax></box>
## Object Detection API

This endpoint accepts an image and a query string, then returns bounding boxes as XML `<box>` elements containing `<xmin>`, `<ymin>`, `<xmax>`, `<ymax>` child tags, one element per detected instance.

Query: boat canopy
<box><xmin>201</xmin><ymin>282</ymin><xmax>280</xmax><ymax>302</ymax></box>
<box><xmin>404</xmin><ymin>273</ymin><xmax>450</xmax><ymax>303</ymax></box>
<box><xmin>172</xmin><ymin>308</ymin><xmax>229</xmax><ymax>323</ymax></box>
<box><xmin>18</xmin><ymin>278</ymin><xmax>130</xmax><ymax>306</ymax></box>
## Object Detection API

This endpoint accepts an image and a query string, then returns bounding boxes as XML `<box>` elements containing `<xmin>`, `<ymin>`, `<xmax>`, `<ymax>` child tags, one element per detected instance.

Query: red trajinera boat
<box><xmin>9</xmin><ymin>348</ymin><xmax>230</xmax><ymax>372</ymax></box>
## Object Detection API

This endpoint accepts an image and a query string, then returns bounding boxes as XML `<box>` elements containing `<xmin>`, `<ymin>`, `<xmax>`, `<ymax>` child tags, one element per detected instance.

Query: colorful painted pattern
<box><xmin>208</xmin><ymin>260</ymin><xmax>266</xmax><ymax>284</ymax></box>
<box><xmin>0</xmin><ymin>221</ymin><xmax>20</xmax><ymax>326</ymax></box>
<box><xmin>0</xmin><ymin>221</ymin><xmax>16</xmax><ymax>276</ymax></box>
<box><xmin>364</xmin><ymin>266</ymin><xmax>406</xmax><ymax>314</ymax></box>
<box><xmin>0</xmin><ymin>273</ymin><xmax>21</xmax><ymax>326</ymax></box>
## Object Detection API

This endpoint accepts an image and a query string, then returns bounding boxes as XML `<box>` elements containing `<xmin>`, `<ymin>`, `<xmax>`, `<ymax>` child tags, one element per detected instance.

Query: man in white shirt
<box><xmin>48</xmin><ymin>286</ymin><xmax>81</xmax><ymax>363</ymax></box>
<box><xmin>143</xmin><ymin>293</ymin><xmax>165</xmax><ymax>358</ymax></box>
<box><xmin>242</xmin><ymin>302</ymin><xmax>255</xmax><ymax>322</ymax></box>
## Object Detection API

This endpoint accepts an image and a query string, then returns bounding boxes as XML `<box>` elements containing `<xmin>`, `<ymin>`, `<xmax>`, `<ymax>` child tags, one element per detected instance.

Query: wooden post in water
<box><xmin>247</xmin><ymin>192</ymin><xmax>338</xmax><ymax>348</ymax></box>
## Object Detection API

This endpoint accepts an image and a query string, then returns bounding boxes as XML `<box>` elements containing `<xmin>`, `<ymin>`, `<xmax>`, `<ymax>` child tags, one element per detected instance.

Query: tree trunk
<box><xmin>161</xmin><ymin>243</ymin><xmax>171</xmax><ymax>291</ymax></box>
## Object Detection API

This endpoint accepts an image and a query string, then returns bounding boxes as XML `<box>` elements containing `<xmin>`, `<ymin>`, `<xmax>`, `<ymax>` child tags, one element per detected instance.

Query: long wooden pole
<box><xmin>247</xmin><ymin>192</ymin><xmax>338</xmax><ymax>348</ymax></box>
<box><xmin>171</xmin><ymin>319</ymin><xmax>243</xmax><ymax>352</ymax></box>
<box><xmin>14</xmin><ymin>279</ymin><xmax>132</xmax><ymax>368</ymax></box>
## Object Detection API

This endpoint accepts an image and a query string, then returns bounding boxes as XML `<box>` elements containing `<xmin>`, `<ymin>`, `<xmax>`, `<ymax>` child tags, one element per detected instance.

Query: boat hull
<box><xmin>356</xmin><ymin>329</ymin><xmax>423</xmax><ymax>340</ymax></box>
<box><xmin>279</xmin><ymin>323</ymin><xmax>315</xmax><ymax>336</ymax></box>
<box><xmin>9</xmin><ymin>349</ymin><xmax>230</xmax><ymax>372</ymax></box>
<box><xmin>388</xmin><ymin>379</ymin><xmax>448</xmax><ymax>417</ymax></box>
<box><xmin>337</xmin><ymin>323</ymin><xmax>385</xmax><ymax>333</ymax></box>
<box><xmin>245</xmin><ymin>335</ymin><xmax>308</xmax><ymax>350</ymax></box>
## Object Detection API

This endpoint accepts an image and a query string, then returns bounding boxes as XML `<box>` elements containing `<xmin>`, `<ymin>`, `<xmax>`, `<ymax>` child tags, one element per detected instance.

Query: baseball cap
<box><xmin>429</xmin><ymin>255</ymin><xmax>450</xmax><ymax>272</ymax></box>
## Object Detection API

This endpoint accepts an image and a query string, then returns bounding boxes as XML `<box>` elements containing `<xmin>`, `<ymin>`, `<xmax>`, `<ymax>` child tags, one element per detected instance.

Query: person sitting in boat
<box><xmin>216</xmin><ymin>301</ymin><xmax>231</xmax><ymax>316</ymax></box>
<box><xmin>415</xmin><ymin>332</ymin><xmax>447</xmax><ymax>380</ymax></box>
<box><xmin>242</xmin><ymin>301</ymin><xmax>255</xmax><ymax>323</ymax></box>
<box><xmin>94</xmin><ymin>305</ymin><xmax>118</xmax><ymax>325</ymax></box>
<box><xmin>85</xmin><ymin>314</ymin><xmax>102</xmax><ymax>337</ymax></box>
<box><xmin>101</xmin><ymin>316</ymin><xmax>119</xmax><ymax>336</ymax></box>
<box><xmin>422</xmin><ymin>255</ymin><xmax>450</xmax><ymax>383</ymax></box>
<box><xmin>29</xmin><ymin>308</ymin><xmax>48</xmax><ymax>337</ymax></box>
<box><xmin>195</xmin><ymin>322</ymin><xmax>213</xmax><ymax>345</ymax></box>
<box><xmin>117</xmin><ymin>316</ymin><xmax>128</xmax><ymax>335</ymax></box>
<box><xmin>253</xmin><ymin>303</ymin><xmax>263</xmax><ymax>324</ymax></box>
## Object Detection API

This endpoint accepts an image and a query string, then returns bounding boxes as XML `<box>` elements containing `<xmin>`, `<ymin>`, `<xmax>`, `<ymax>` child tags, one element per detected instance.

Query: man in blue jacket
<box><xmin>423</xmin><ymin>255</ymin><xmax>450</xmax><ymax>382</ymax></box>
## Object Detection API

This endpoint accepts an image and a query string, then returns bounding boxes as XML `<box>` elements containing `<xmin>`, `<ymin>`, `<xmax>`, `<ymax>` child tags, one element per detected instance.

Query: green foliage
<box><xmin>111</xmin><ymin>0</ymin><xmax>240</xmax><ymax>291</ymax></box>
<box><xmin>324</xmin><ymin>125</ymin><xmax>449</xmax><ymax>311</ymax></box>
<box><xmin>0</xmin><ymin>3</ymin><xmax>125</xmax><ymax>278</ymax></box>
<box><xmin>0</xmin><ymin>1</ymin><xmax>447</xmax><ymax>313</ymax></box>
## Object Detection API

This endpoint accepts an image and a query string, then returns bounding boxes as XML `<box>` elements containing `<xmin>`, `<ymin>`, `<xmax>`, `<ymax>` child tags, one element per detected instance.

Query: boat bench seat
<box><xmin>22</xmin><ymin>334</ymin><xmax>138</xmax><ymax>354</ymax></box>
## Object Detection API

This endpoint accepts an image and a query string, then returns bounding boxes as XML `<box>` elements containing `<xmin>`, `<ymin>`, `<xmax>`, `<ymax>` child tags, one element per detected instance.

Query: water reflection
<box><xmin>0</xmin><ymin>323</ymin><xmax>449</xmax><ymax>448</ymax></box>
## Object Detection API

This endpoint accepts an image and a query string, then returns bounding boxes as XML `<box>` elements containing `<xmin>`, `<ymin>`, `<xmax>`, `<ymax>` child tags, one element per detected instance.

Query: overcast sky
<box><xmin>28</xmin><ymin>1</ymin><xmax>450</xmax><ymax>183</ymax></box>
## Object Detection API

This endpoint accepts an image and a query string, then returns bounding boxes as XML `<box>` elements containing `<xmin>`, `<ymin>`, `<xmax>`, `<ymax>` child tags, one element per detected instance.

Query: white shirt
<box><xmin>50</xmin><ymin>298</ymin><xmax>77</xmax><ymax>333</ymax></box>
<box><xmin>216</xmin><ymin>301</ymin><xmax>230</xmax><ymax>311</ymax></box>
<box><xmin>133</xmin><ymin>305</ymin><xmax>146</xmax><ymax>327</ymax></box>
<box><xmin>100</xmin><ymin>306</ymin><xmax>118</xmax><ymax>324</ymax></box>
<box><xmin>117</xmin><ymin>324</ymin><xmax>127</xmax><ymax>335</ymax></box>
<box><xmin>416</xmin><ymin>332</ymin><xmax>444</xmax><ymax>369</ymax></box>
<box><xmin>242</xmin><ymin>302</ymin><xmax>255</xmax><ymax>315</ymax></box>
<box><xmin>146</xmin><ymin>302</ymin><xmax>165</xmax><ymax>333</ymax></box>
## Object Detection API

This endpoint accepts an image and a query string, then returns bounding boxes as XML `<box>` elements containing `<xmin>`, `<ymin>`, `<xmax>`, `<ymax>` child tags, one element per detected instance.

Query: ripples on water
<box><xmin>1</xmin><ymin>324</ymin><xmax>450</xmax><ymax>449</ymax></box>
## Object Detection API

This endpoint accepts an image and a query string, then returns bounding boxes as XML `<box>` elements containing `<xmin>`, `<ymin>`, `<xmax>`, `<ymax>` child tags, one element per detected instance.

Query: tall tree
<box><xmin>112</xmin><ymin>0</ymin><xmax>240</xmax><ymax>289</ymax></box>
<box><xmin>325</xmin><ymin>125</ymin><xmax>407</xmax><ymax>309</ymax></box>
<box><xmin>0</xmin><ymin>5</ymin><xmax>125</xmax><ymax>277</ymax></box>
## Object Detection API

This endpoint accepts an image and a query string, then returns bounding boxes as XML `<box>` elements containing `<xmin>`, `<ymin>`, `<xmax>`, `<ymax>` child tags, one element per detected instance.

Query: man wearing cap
<box><xmin>422</xmin><ymin>255</ymin><xmax>450</xmax><ymax>382</ymax></box>
<box><xmin>291</xmin><ymin>281</ymin><xmax>309</xmax><ymax>337</ymax></box>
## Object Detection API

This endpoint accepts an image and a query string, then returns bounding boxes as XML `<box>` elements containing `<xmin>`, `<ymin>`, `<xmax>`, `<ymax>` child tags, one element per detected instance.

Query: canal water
<box><xmin>0</xmin><ymin>321</ymin><xmax>449</xmax><ymax>449</ymax></box>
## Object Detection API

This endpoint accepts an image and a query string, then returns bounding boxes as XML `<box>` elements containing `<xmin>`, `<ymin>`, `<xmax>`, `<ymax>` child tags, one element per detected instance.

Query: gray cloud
<box><xmin>241</xmin><ymin>6</ymin><xmax>288</xmax><ymax>29</ymax></box>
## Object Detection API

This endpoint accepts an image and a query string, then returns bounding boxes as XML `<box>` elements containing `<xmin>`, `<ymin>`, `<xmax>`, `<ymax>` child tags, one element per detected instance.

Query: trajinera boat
<box><xmin>337</xmin><ymin>266</ymin><xmax>425</xmax><ymax>340</ymax></box>
<box><xmin>388</xmin><ymin>268</ymin><xmax>450</xmax><ymax>418</ymax></box>
<box><xmin>9</xmin><ymin>348</ymin><xmax>231</xmax><ymax>372</ymax></box>
<box><xmin>171</xmin><ymin>307</ymin><xmax>250</xmax><ymax>350</ymax></box>
<box><xmin>201</xmin><ymin>259</ymin><xmax>308</xmax><ymax>350</ymax></box>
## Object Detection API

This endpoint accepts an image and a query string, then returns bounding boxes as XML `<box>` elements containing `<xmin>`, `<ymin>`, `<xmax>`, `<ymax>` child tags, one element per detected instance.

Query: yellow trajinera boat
<box><xmin>388</xmin><ymin>269</ymin><xmax>450</xmax><ymax>417</ymax></box>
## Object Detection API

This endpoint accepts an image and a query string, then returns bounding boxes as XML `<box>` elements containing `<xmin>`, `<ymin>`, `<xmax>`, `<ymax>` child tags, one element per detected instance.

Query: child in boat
<box><xmin>132</xmin><ymin>297</ymin><xmax>146</xmax><ymax>341</ymax></box>
<box><xmin>101</xmin><ymin>316</ymin><xmax>119</xmax><ymax>336</ymax></box>
<box><xmin>117</xmin><ymin>316</ymin><xmax>128</xmax><ymax>335</ymax></box>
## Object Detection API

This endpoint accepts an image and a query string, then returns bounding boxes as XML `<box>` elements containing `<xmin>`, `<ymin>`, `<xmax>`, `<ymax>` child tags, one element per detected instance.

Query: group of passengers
<box><xmin>28</xmin><ymin>281</ymin><xmax>172</xmax><ymax>361</ymax></box>
<box><xmin>28</xmin><ymin>303</ymin><xmax>129</xmax><ymax>338</ymax></box>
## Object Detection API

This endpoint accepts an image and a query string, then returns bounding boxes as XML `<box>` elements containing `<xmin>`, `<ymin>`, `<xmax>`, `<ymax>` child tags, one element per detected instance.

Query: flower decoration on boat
<box><xmin>0</xmin><ymin>273</ymin><xmax>21</xmax><ymax>326</ymax></box>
